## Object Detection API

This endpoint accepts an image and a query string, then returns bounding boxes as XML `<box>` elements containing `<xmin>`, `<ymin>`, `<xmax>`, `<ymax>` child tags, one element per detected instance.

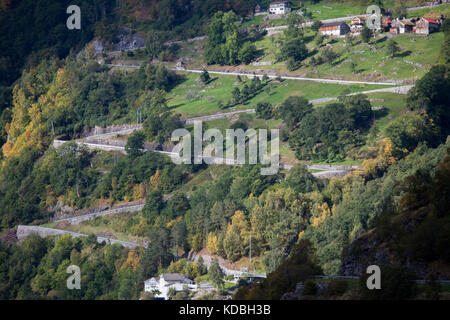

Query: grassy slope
<box><xmin>367</xmin><ymin>92</ymin><xmax>408</xmax><ymax>135</ymax></box>
<box><xmin>168</xmin><ymin>72</ymin><xmax>393</xmax><ymax>117</ymax></box>
<box><xmin>245</xmin><ymin>31</ymin><xmax>443</xmax><ymax>82</ymax></box>
<box><xmin>406</xmin><ymin>3</ymin><xmax>450</xmax><ymax>18</ymax></box>
<box><xmin>171</xmin><ymin>30</ymin><xmax>444</xmax><ymax>83</ymax></box>
<box><xmin>305</xmin><ymin>1</ymin><xmax>367</xmax><ymax>20</ymax></box>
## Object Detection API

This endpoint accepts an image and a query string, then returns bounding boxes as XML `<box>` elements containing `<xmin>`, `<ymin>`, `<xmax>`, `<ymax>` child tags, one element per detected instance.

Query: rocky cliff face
<box><xmin>340</xmin><ymin>229</ymin><xmax>391</xmax><ymax>276</ymax></box>
<box><xmin>340</xmin><ymin>229</ymin><xmax>440</xmax><ymax>279</ymax></box>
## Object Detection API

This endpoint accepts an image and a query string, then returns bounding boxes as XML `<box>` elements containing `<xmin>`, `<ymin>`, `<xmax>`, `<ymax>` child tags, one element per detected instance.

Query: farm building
<box><xmin>383</xmin><ymin>18</ymin><xmax>393</xmax><ymax>31</ymax></box>
<box><xmin>319</xmin><ymin>22</ymin><xmax>351</xmax><ymax>36</ymax></box>
<box><xmin>351</xmin><ymin>16</ymin><xmax>367</xmax><ymax>33</ymax></box>
<box><xmin>391</xmin><ymin>19</ymin><xmax>416</xmax><ymax>34</ymax></box>
<box><xmin>416</xmin><ymin>17</ymin><xmax>441</xmax><ymax>35</ymax></box>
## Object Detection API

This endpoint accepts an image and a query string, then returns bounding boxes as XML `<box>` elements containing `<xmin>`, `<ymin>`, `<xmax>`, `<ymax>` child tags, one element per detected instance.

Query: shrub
<box><xmin>256</xmin><ymin>102</ymin><xmax>273</xmax><ymax>119</ymax></box>
<box><xmin>327</xmin><ymin>279</ymin><xmax>349</xmax><ymax>297</ymax></box>
<box><xmin>302</xmin><ymin>279</ymin><xmax>318</xmax><ymax>295</ymax></box>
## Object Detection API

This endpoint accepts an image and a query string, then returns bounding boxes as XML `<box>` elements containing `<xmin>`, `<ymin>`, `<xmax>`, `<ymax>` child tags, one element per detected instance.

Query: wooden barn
<box><xmin>319</xmin><ymin>22</ymin><xmax>351</xmax><ymax>36</ymax></box>
<box><xmin>416</xmin><ymin>17</ymin><xmax>441</xmax><ymax>35</ymax></box>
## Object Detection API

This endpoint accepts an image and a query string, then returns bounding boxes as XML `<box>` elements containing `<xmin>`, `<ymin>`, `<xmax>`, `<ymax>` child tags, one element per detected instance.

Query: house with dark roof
<box><xmin>319</xmin><ymin>22</ymin><xmax>350</xmax><ymax>36</ymax></box>
<box><xmin>144</xmin><ymin>273</ymin><xmax>196</xmax><ymax>300</ymax></box>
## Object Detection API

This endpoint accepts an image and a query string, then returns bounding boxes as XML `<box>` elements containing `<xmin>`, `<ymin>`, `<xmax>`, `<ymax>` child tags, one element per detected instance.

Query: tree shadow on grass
<box><xmin>168</xmin><ymin>103</ymin><xmax>185</xmax><ymax>111</ymax></box>
<box><xmin>396</xmin><ymin>50</ymin><xmax>412</xmax><ymax>58</ymax></box>
<box><xmin>307</xmin><ymin>49</ymin><xmax>318</xmax><ymax>58</ymax></box>
<box><xmin>375</xmin><ymin>36</ymin><xmax>388</xmax><ymax>44</ymax></box>
<box><xmin>303</xmin><ymin>35</ymin><xmax>315</xmax><ymax>44</ymax></box>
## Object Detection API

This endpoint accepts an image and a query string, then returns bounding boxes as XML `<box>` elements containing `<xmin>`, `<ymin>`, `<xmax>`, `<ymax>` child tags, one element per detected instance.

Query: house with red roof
<box><xmin>416</xmin><ymin>17</ymin><xmax>441</xmax><ymax>35</ymax></box>
<box><xmin>382</xmin><ymin>17</ymin><xmax>393</xmax><ymax>32</ymax></box>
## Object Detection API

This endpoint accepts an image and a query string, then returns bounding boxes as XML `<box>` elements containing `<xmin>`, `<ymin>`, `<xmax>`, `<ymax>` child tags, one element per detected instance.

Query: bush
<box><xmin>321</xmin><ymin>47</ymin><xmax>339</xmax><ymax>64</ymax></box>
<box><xmin>327</xmin><ymin>279</ymin><xmax>349</xmax><ymax>297</ymax></box>
<box><xmin>280</xmin><ymin>38</ymin><xmax>308</xmax><ymax>71</ymax></box>
<box><xmin>302</xmin><ymin>279</ymin><xmax>318</xmax><ymax>295</ymax></box>
<box><xmin>361</xmin><ymin>26</ymin><xmax>372</xmax><ymax>43</ymax></box>
<box><xmin>312</xmin><ymin>21</ymin><xmax>322</xmax><ymax>32</ymax></box>
<box><xmin>256</xmin><ymin>102</ymin><xmax>273</xmax><ymax>119</ymax></box>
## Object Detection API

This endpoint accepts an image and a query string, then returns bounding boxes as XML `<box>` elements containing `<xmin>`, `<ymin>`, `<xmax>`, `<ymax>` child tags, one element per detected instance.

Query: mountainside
<box><xmin>0</xmin><ymin>0</ymin><xmax>450</xmax><ymax>301</ymax></box>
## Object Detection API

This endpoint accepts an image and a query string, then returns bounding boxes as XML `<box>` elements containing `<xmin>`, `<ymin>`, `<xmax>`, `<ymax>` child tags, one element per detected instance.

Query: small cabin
<box><xmin>416</xmin><ymin>17</ymin><xmax>441</xmax><ymax>35</ymax></box>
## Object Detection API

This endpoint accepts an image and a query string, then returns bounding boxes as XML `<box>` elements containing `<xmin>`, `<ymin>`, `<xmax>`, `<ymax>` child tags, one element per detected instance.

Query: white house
<box><xmin>269</xmin><ymin>2</ymin><xmax>291</xmax><ymax>15</ymax></box>
<box><xmin>144</xmin><ymin>273</ymin><xmax>196</xmax><ymax>300</ymax></box>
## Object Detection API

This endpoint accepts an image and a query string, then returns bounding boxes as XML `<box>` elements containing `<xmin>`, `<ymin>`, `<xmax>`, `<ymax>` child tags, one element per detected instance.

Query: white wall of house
<box><xmin>269</xmin><ymin>3</ymin><xmax>291</xmax><ymax>15</ymax></box>
<box><xmin>320</xmin><ymin>23</ymin><xmax>350</xmax><ymax>37</ymax></box>
<box><xmin>320</xmin><ymin>28</ymin><xmax>341</xmax><ymax>36</ymax></box>
<box><xmin>144</xmin><ymin>275</ymin><xmax>196</xmax><ymax>300</ymax></box>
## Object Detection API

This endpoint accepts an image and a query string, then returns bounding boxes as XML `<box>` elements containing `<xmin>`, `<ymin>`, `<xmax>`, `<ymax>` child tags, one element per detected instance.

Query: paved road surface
<box><xmin>107</xmin><ymin>63</ymin><xmax>400</xmax><ymax>85</ymax></box>
<box><xmin>176</xmin><ymin>69</ymin><xmax>399</xmax><ymax>86</ymax></box>
<box><xmin>54</xmin><ymin>139</ymin><xmax>356</xmax><ymax>178</ymax></box>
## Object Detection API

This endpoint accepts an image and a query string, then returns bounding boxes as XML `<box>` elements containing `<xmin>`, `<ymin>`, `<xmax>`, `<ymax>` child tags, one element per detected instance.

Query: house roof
<box><xmin>423</xmin><ymin>17</ymin><xmax>440</xmax><ymax>25</ymax></box>
<box><xmin>161</xmin><ymin>273</ymin><xmax>188</xmax><ymax>282</ymax></box>
<box><xmin>398</xmin><ymin>19</ymin><xmax>415</xmax><ymax>26</ymax></box>
<box><xmin>320</xmin><ymin>22</ymin><xmax>348</xmax><ymax>28</ymax></box>
<box><xmin>144</xmin><ymin>277</ymin><xmax>159</xmax><ymax>283</ymax></box>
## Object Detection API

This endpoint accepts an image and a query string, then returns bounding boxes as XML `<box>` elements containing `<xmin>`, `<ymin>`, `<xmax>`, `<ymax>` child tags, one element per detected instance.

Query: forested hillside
<box><xmin>0</xmin><ymin>0</ymin><xmax>449</xmax><ymax>301</ymax></box>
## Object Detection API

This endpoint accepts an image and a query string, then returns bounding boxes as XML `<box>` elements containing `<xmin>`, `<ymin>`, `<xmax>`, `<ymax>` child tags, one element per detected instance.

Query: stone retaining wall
<box><xmin>53</xmin><ymin>204</ymin><xmax>144</xmax><ymax>225</ymax></box>
<box><xmin>16</xmin><ymin>225</ymin><xmax>145</xmax><ymax>249</ymax></box>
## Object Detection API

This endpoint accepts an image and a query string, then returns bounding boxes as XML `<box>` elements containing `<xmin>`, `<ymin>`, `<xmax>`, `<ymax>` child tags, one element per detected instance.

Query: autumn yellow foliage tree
<box><xmin>206</xmin><ymin>232</ymin><xmax>218</xmax><ymax>254</ymax></box>
<box><xmin>312</xmin><ymin>202</ymin><xmax>331</xmax><ymax>227</ymax></box>
<box><xmin>362</xmin><ymin>137</ymin><xmax>396</xmax><ymax>179</ymax></box>
<box><xmin>125</xmin><ymin>249</ymin><xmax>142</xmax><ymax>272</ymax></box>
<box><xmin>223</xmin><ymin>210</ymin><xmax>250</xmax><ymax>262</ymax></box>
<box><xmin>150</xmin><ymin>169</ymin><xmax>161</xmax><ymax>190</ymax></box>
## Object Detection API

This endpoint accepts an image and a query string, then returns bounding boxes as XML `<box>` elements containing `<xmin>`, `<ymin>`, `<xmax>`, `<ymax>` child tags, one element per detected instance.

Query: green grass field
<box><xmin>245</xmin><ymin>31</ymin><xmax>444</xmax><ymax>82</ymax></box>
<box><xmin>304</xmin><ymin>1</ymin><xmax>366</xmax><ymax>20</ymax></box>
<box><xmin>406</xmin><ymin>4</ymin><xmax>450</xmax><ymax>18</ymax></box>
<box><xmin>168</xmin><ymin>72</ymin><xmax>393</xmax><ymax>117</ymax></box>
<box><xmin>172</xmin><ymin>27</ymin><xmax>444</xmax><ymax>83</ymax></box>
<box><xmin>365</xmin><ymin>92</ymin><xmax>408</xmax><ymax>135</ymax></box>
